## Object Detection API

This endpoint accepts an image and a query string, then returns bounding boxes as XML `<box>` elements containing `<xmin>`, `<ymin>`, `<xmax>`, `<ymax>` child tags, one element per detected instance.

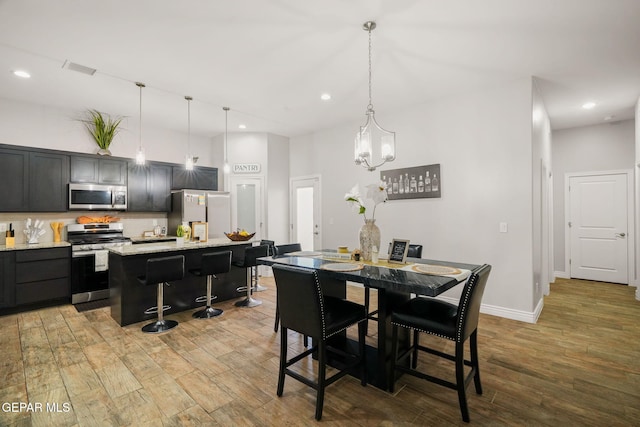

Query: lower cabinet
<box><xmin>14</xmin><ymin>247</ymin><xmax>70</xmax><ymax>305</ymax></box>
<box><xmin>0</xmin><ymin>252</ymin><xmax>15</xmax><ymax>308</ymax></box>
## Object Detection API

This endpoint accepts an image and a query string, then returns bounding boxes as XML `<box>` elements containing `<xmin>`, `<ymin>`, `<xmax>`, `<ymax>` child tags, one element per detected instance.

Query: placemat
<box><xmin>320</xmin><ymin>263</ymin><xmax>364</xmax><ymax>272</ymax></box>
<box><xmin>288</xmin><ymin>251</ymin><xmax>322</xmax><ymax>257</ymax></box>
<box><xmin>412</xmin><ymin>264</ymin><xmax>462</xmax><ymax>275</ymax></box>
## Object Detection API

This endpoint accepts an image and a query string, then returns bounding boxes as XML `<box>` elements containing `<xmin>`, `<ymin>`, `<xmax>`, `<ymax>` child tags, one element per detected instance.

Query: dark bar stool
<box><xmin>233</xmin><ymin>244</ymin><xmax>269</xmax><ymax>307</ymax></box>
<box><xmin>137</xmin><ymin>255</ymin><xmax>185</xmax><ymax>333</ymax></box>
<box><xmin>189</xmin><ymin>250</ymin><xmax>232</xmax><ymax>318</ymax></box>
<box><xmin>255</xmin><ymin>239</ymin><xmax>275</xmax><ymax>292</ymax></box>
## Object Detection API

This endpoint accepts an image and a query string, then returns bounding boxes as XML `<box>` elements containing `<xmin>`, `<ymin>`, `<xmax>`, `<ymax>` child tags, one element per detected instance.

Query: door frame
<box><xmin>229</xmin><ymin>175</ymin><xmax>265</xmax><ymax>241</ymax></box>
<box><xmin>564</xmin><ymin>169</ymin><xmax>635</xmax><ymax>285</ymax></box>
<box><xmin>290</xmin><ymin>174</ymin><xmax>322</xmax><ymax>249</ymax></box>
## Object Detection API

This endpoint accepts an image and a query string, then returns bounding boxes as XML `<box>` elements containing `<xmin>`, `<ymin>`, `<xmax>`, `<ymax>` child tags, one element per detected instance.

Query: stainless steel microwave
<box><xmin>69</xmin><ymin>183</ymin><xmax>127</xmax><ymax>210</ymax></box>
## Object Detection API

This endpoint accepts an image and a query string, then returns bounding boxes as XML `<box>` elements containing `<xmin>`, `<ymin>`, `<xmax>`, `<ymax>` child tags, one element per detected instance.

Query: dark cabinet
<box><xmin>29</xmin><ymin>152</ymin><xmax>69</xmax><ymax>212</ymax></box>
<box><xmin>171</xmin><ymin>166</ymin><xmax>218</xmax><ymax>190</ymax></box>
<box><xmin>0</xmin><ymin>148</ymin><xmax>29</xmax><ymax>211</ymax></box>
<box><xmin>71</xmin><ymin>156</ymin><xmax>127</xmax><ymax>185</ymax></box>
<box><xmin>0</xmin><ymin>252</ymin><xmax>15</xmax><ymax>308</ymax></box>
<box><xmin>0</xmin><ymin>147</ymin><xmax>68</xmax><ymax>212</ymax></box>
<box><xmin>14</xmin><ymin>247</ymin><xmax>70</xmax><ymax>305</ymax></box>
<box><xmin>127</xmin><ymin>162</ymin><xmax>172</xmax><ymax>212</ymax></box>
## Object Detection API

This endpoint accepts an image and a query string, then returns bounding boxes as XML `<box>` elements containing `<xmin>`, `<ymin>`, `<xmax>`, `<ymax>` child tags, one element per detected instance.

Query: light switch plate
<box><xmin>0</xmin><ymin>223</ymin><xmax>6</xmax><ymax>233</ymax></box>
<box><xmin>499</xmin><ymin>222</ymin><xmax>508</xmax><ymax>233</ymax></box>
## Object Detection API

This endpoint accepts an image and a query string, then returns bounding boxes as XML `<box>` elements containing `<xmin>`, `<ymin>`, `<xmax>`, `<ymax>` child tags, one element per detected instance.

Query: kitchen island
<box><xmin>108</xmin><ymin>238</ymin><xmax>253</xmax><ymax>326</ymax></box>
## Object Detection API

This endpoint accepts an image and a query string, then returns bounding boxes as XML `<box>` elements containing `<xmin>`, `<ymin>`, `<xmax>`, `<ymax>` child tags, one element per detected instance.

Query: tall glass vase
<box><xmin>359</xmin><ymin>218</ymin><xmax>380</xmax><ymax>262</ymax></box>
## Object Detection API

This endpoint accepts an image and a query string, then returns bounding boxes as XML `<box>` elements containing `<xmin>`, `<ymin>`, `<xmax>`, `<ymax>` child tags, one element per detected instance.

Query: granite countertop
<box><xmin>0</xmin><ymin>241</ymin><xmax>71</xmax><ymax>252</ymax></box>
<box><xmin>109</xmin><ymin>237</ymin><xmax>255</xmax><ymax>256</ymax></box>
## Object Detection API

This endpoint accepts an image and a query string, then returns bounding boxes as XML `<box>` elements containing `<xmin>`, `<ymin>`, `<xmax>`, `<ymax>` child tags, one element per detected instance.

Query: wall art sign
<box><xmin>380</xmin><ymin>163</ymin><xmax>441</xmax><ymax>200</ymax></box>
<box><xmin>233</xmin><ymin>163</ymin><xmax>261</xmax><ymax>174</ymax></box>
<box><xmin>389</xmin><ymin>239</ymin><xmax>410</xmax><ymax>264</ymax></box>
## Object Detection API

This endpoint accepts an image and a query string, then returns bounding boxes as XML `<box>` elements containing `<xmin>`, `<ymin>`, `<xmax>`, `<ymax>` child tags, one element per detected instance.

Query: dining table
<box><xmin>258</xmin><ymin>251</ymin><xmax>481</xmax><ymax>390</ymax></box>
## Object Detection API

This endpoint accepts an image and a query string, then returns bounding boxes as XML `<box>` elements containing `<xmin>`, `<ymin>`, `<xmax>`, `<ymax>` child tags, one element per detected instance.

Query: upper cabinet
<box><xmin>127</xmin><ymin>162</ymin><xmax>172</xmax><ymax>212</ymax></box>
<box><xmin>0</xmin><ymin>147</ymin><xmax>68</xmax><ymax>212</ymax></box>
<box><xmin>171</xmin><ymin>166</ymin><xmax>218</xmax><ymax>191</ymax></box>
<box><xmin>70</xmin><ymin>156</ymin><xmax>127</xmax><ymax>185</ymax></box>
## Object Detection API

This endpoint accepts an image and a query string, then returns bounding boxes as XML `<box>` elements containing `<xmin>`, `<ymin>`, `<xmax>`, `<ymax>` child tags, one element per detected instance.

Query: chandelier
<box><xmin>354</xmin><ymin>21</ymin><xmax>396</xmax><ymax>171</ymax></box>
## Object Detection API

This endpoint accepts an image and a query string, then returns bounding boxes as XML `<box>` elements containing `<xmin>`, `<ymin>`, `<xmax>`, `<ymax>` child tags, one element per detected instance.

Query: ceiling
<box><xmin>1</xmin><ymin>0</ymin><xmax>639</xmax><ymax>139</ymax></box>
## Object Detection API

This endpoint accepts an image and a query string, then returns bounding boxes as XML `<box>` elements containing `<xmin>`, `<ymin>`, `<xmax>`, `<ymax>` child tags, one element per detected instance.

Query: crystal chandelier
<box><xmin>354</xmin><ymin>21</ymin><xmax>396</xmax><ymax>171</ymax></box>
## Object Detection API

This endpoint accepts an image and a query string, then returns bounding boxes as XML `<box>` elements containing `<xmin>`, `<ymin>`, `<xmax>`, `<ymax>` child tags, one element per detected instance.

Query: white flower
<box><xmin>345</xmin><ymin>181</ymin><xmax>387</xmax><ymax>220</ymax></box>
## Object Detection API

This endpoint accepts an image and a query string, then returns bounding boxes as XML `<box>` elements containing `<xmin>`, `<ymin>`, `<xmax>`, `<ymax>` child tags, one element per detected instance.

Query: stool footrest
<box><xmin>144</xmin><ymin>304</ymin><xmax>171</xmax><ymax>315</ymax></box>
<box><xmin>195</xmin><ymin>295</ymin><xmax>218</xmax><ymax>303</ymax></box>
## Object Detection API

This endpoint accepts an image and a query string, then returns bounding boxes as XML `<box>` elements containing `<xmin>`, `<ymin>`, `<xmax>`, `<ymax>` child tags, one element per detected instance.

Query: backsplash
<box><xmin>0</xmin><ymin>212</ymin><xmax>168</xmax><ymax>245</ymax></box>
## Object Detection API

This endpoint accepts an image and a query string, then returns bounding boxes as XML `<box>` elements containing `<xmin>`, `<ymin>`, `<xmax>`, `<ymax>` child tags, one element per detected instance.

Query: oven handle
<box><xmin>72</xmin><ymin>250</ymin><xmax>98</xmax><ymax>258</ymax></box>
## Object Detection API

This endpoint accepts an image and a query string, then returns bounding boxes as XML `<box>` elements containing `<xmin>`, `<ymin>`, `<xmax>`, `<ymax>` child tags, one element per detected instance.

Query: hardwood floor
<box><xmin>1</xmin><ymin>277</ymin><xmax>639</xmax><ymax>426</ymax></box>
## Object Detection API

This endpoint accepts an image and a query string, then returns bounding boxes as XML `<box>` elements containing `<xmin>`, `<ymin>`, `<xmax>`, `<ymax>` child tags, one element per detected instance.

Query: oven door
<box><xmin>71</xmin><ymin>250</ymin><xmax>110</xmax><ymax>304</ymax></box>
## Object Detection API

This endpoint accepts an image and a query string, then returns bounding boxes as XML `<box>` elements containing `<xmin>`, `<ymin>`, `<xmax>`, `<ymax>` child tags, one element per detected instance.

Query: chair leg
<box><xmin>455</xmin><ymin>341</ymin><xmax>470</xmax><ymax>423</ymax></box>
<box><xmin>277</xmin><ymin>327</ymin><xmax>288</xmax><ymax>397</ymax></box>
<box><xmin>412</xmin><ymin>329</ymin><xmax>420</xmax><ymax>369</ymax></box>
<box><xmin>470</xmin><ymin>330</ymin><xmax>482</xmax><ymax>395</ymax></box>
<box><xmin>358</xmin><ymin>320</ymin><xmax>367</xmax><ymax>386</ymax></box>
<box><xmin>274</xmin><ymin>305</ymin><xmax>279</xmax><ymax>332</ymax></box>
<box><xmin>315</xmin><ymin>340</ymin><xmax>327</xmax><ymax>420</ymax></box>
<box><xmin>389</xmin><ymin>324</ymin><xmax>399</xmax><ymax>393</ymax></box>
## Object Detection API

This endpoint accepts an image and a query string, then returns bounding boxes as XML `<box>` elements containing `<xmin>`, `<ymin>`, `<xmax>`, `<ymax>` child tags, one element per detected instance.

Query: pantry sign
<box><xmin>233</xmin><ymin>163</ymin><xmax>261</xmax><ymax>174</ymax></box>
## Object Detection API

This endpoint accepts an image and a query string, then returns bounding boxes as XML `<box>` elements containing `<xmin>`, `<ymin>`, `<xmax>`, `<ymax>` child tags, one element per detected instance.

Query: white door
<box><xmin>569</xmin><ymin>173</ymin><xmax>628</xmax><ymax>284</ymax></box>
<box><xmin>291</xmin><ymin>176</ymin><xmax>321</xmax><ymax>250</ymax></box>
<box><xmin>230</xmin><ymin>177</ymin><xmax>264</xmax><ymax>241</ymax></box>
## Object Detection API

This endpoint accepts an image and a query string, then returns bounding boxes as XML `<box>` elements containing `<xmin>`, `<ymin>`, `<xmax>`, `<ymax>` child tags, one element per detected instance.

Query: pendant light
<box><xmin>354</xmin><ymin>21</ymin><xmax>396</xmax><ymax>171</ymax></box>
<box><xmin>185</xmin><ymin>96</ymin><xmax>194</xmax><ymax>170</ymax></box>
<box><xmin>135</xmin><ymin>82</ymin><xmax>146</xmax><ymax>165</ymax></box>
<box><xmin>223</xmin><ymin>106</ymin><xmax>230</xmax><ymax>174</ymax></box>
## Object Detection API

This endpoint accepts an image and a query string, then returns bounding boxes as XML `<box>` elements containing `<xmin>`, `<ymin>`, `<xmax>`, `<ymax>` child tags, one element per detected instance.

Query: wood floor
<box><xmin>1</xmin><ymin>277</ymin><xmax>639</xmax><ymax>426</ymax></box>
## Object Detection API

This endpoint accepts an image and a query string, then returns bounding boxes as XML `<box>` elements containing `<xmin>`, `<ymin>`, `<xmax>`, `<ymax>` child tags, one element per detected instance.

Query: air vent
<box><xmin>62</xmin><ymin>60</ymin><xmax>96</xmax><ymax>76</ymax></box>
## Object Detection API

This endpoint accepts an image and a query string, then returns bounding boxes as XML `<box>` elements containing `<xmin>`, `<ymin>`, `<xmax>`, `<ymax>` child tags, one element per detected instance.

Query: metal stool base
<box><xmin>193</xmin><ymin>307</ymin><xmax>223</xmax><ymax>318</ymax></box>
<box><xmin>142</xmin><ymin>319</ymin><xmax>178</xmax><ymax>333</ymax></box>
<box><xmin>235</xmin><ymin>296</ymin><xmax>262</xmax><ymax>307</ymax></box>
<box><xmin>254</xmin><ymin>283</ymin><xmax>268</xmax><ymax>292</ymax></box>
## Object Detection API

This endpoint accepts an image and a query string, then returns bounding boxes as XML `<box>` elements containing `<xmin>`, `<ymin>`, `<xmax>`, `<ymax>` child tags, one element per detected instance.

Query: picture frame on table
<box><xmin>389</xmin><ymin>239</ymin><xmax>410</xmax><ymax>264</ymax></box>
<box><xmin>191</xmin><ymin>222</ymin><xmax>208</xmax><ymax>242</ymax></box>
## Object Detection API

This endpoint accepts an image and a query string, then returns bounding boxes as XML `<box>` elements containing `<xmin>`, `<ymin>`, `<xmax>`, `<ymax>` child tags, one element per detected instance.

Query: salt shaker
<box><xmin>371</xmin><ymin>245</ymin><xmax>379</xmax><ymax>264</ymax></box>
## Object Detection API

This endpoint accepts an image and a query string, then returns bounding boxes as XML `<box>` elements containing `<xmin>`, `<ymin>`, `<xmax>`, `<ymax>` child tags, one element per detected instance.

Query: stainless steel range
<box><xmin>67</xmin><ymin>223</ymin><xmax>132</xmax><ymax>304</ymax></box>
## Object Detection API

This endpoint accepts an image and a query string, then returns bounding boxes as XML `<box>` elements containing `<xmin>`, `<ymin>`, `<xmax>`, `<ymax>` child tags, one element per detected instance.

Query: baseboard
<box><xmin>554</xmin><ymin>270</ymin><xmax>569</xmax><ymax>279</ymax></box>
<box><xmin>437</xmin><ymin>295</ymin><xmax>540</xmax><ymax>324</ymax></box>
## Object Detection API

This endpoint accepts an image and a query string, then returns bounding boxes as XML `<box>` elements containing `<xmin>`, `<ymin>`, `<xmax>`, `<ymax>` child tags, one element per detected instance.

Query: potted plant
<box><xmin>83</xmin><ymin>109</ymin><xmax>123</xmax><ymax>155</ymax></box>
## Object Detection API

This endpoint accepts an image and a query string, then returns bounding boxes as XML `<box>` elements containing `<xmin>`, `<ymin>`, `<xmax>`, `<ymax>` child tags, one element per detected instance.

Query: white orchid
<box><xmin>345</xmin><ymin>181</ymin><xmax>388</xmax><ymax>221</ymax></box>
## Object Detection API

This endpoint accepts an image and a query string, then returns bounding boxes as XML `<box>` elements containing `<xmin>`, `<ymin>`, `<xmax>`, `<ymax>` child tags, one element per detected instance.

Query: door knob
<box><xmin>615</xmin><ymin>232</ymin><xmax>626</xmax><ymax>238</ymax></box>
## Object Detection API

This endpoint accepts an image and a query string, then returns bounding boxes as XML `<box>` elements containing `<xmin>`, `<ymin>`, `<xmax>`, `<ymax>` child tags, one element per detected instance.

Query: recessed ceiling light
<box><xmin>582</xmin><ymin>102</ymin><xmax>596</xmax><ymax>109</ymax></box>
<box><xmin>12</xmin><ymin>70</ymin><xmax>31</xmax><ymax>78</ymax></box>
<box><xmin>238</xmin><ymin>124</ymin><xmax>246</xmax><ymax>129</ymax></box>
<box><xmin>320</xmin><ymin>93</ymin><xmax>331</xmax><ymax>101</ymax></box>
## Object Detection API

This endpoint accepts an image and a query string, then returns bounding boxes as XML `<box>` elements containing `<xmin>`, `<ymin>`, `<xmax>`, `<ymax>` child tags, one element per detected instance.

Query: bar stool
<box><xmin>137</xmin><ymin>255</ymin><xmax>185</xmax><ymax>333</ymax></box>
<box><xmin>233</xmin><ymin>244</ymin><xmax>269</xmax><ymax>307</ymax></box>
<box><xmin>189</xmin><ymin>250</ymin><xmax>232</xmax><ymax>318</ymax></box>
<box><xmin>273</xmin><ymin>243</ymin><xmax>302</xmax><ymax>333</ymax></box>
<box><xmin>254</xmin><ymin>239</ymin><xmax>275</xmax><ymax>292</ymax></box>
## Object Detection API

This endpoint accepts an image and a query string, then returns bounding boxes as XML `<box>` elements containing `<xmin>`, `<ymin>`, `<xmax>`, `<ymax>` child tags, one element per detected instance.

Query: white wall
<box><xmin>267</xmin><ymin>133</ymin><xmax>290</xmax><ymax>245</ymax></box>
<box><xmin>291</xmin><ymin>78</ymin><xmax>538</xmax><ymax>320</ymax></box>
<box><xmin>635</xmin><ymin>99</ymin><xmax>640</xmax><ymax>293</ymax></box>
<box><xmin>551</xmin><ymin>120</ymin><xmax>636</xmax><ymax>274</ymax></box>
<box><xmin>0</xmin><ymin>97</ymin><xmax>214</xmax><ymax>166</ymax></box>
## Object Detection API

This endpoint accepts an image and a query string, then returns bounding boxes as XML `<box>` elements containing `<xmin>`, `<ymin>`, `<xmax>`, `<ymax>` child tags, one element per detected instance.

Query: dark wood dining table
<box><xmin>258</xmin><ymin>253</ymin><xmax>481</xmax><ymax>390</ymax></box>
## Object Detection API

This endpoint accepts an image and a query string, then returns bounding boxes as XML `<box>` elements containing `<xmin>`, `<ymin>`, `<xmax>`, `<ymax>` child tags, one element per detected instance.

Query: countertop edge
<box><xmin>0</xmin><ymin>242</ymin><xmax>71</xmax><ymax>252</ymax></box>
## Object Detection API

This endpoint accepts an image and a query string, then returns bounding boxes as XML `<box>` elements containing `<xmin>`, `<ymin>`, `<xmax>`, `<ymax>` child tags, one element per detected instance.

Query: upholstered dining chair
<box><xmin>388</xmin><ymin>264</ymin><xmax>492</xmax><ymax>423</ymax></box>
<box><xmin>272</xmin><ymin>264</ymin><xmax>367</xmax><ymax>421</ymax></box>
<box><xmin>364</xmin><ymin>243</ymin><xmax>423</xmax><ymax>335</ymax></box>
<box><xmin>273</xmin><ymin>243</ymin><xmax>302</xmax><ymax>333</ymax></box>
